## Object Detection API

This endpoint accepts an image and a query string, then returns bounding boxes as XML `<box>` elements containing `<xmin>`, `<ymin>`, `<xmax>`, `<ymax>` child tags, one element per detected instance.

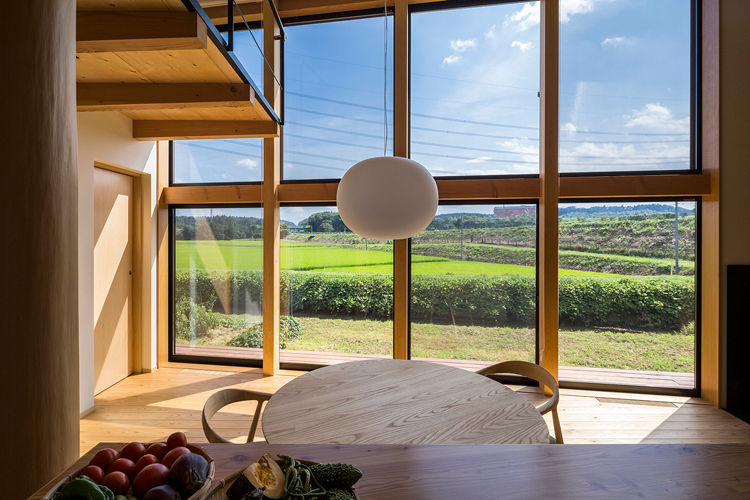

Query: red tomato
<box><xmin>79</xmin><ymin>465</ymin><xmax>104</xmax><ymax>484</ymax></box>
<box><xmin>161</xmin><ymin>447</ymin><xmax>190</xmax><ymax>469</ymax></box>
<box><xmin>101</xmin><ymin>471</ymin><xmax>130</xmax><ymax>495</ymax></box>
<box><xmin>166</xmin><ymin>432</ymin><xmax>187</xmax><ymax>450</ymax></box>
<box><xmin>120</xmin><ymin>441</ymin><xmax>147</xmax><ymax>462</ymax></box>
<box><xmin>107</xmin><ymin>457</ymin><xmax>136</xmax><ymax>478</ymax></box>
<box><xmin>146</xmin><ymin>442</ymin><xmax>168</xmax><ymax>461</ymax></box>
<box><xmin>134</xmin><ymin>454</ymin><xmax>159</xmax><ymax>476</ymax></box>
<box><xmin>132</xmin><ymin>463</ymin><xmax>170</xmax><ymax>498</ymax></box>
<box><xmin>89</xmin><ymin>448</ymin><xmax>119</xmax><ymax>470</ymax></box>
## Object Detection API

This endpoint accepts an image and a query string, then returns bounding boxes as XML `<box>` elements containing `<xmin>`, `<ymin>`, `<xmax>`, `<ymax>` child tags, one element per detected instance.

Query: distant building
<box><xmin>494</xmin><ymin>206</ymin><xmax>536</xmax><ymax>218</ymax></box>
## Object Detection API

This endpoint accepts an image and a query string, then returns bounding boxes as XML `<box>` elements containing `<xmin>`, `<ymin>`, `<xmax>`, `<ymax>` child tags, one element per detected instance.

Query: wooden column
<box><xmin>262</xmin><ymin>0</ymin><xmax>282</xmax><ymax>375</ymax></box>
<box><xmin>0</xmin><ymin>1</ymin><xmax>79</xmax><ymax>497</ymax></box>
<box><xmin>157</xmin><ymin>141</ymin><xmax>170</xmax><ymax>367</ymax></box>
<box><xmin>393</xmin><ymin>0</ymin><xmax>410</xmax><ymax>359</ymax></box>
<box><xmin>539</xmin><ymin>0</ymin><xmax>559</xmax><ymax>379</ymax></box>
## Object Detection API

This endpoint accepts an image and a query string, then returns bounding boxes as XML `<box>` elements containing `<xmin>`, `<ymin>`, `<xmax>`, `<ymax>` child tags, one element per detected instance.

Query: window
<box><xmin>171</xmin><ymin>206</ymin><xmax>263</xmax><ymax>364</ymax></box>
<box><xmin>559</xmin><ymin>0</ymin><xmax>693</xmax><ymax>173</ymax></box>
<box><xmin>557</xmin><ymin>201</ymin><xmax>697</xmax><ymax>389</ymax></box>
<box><xmin>172</xmin><ymin>139</ymin><xmax>263</xmax><ymax>184</ymax></box>
<box><xmin>410</xmin><ymin>203</ymin><xmax>537</xmax><ymax>367</ymax></box>
<box><xmin>411</xmin><ymin>2</ymin><xmax>540</xmax><ymax>177</ymax></box>
<box><xmin>283</xmin><ymin>16</ymin><xmax>393</xmax><ymax>180</ymax></box>
<box><xmin>279</xmin><ymin>206</ymin><xmax>393</xmax><ymax>366</ymax></box>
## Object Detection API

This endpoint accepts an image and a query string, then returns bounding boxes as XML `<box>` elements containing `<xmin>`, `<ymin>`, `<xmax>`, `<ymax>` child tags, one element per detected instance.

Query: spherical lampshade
<box><xmin>337</xmin><ymin>156</ymin><xmax>438</xmax><ymax>240</ymax></box>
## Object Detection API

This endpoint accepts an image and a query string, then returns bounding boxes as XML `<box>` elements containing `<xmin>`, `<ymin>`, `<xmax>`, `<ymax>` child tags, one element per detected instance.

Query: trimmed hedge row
<box><xmin>175</xmin><ymin>271</ymin><xmax>695</xmax><ymax>331</ymax></box>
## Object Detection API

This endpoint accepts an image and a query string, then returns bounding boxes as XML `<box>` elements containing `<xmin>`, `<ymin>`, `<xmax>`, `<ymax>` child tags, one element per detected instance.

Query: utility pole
<box><xmin>459</xmin><ymin>216</ymin><xmax>464</xmax><ymax>260</ymax></box>
<box><xmin>674</xmin><ymin>201</ymin><xmax>680</xmax><ymax>274</ymax></box>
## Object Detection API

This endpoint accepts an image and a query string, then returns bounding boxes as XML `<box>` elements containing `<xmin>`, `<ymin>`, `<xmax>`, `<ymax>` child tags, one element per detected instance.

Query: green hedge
<box><xmin>175</xmin><ymin>271</ymin><xmax>694</xmax><ymax>332</ymax></box>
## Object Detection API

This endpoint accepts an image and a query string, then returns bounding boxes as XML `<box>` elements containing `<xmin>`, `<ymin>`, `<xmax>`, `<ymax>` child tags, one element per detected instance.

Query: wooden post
<box><xmin>1</xmin><ymin>1</ymin><xmax>79</xmax><ymax>497</ymax></box>
<box><xmin>539</xmin><ymin>0</ymin><xmax>559</xmax><ymax>379</ymax></box>
<box><xmin>262</xmin><ymin>0</ymin><xmax>282</xmax><ymax>375</ymax></box>
<box><xmin>157</xmin><ymin>141</ymin><xmax>170</xmax><ymax>367</ymax></box>
<box><xmin>700</xmin><ymin>0</ymin><xmax>720</xmax><ymax>406</ymax></box>
<box><xmin>393</xmin><ymin>0</ymin><xmax>410</xmax><ymax>359</ymax></box>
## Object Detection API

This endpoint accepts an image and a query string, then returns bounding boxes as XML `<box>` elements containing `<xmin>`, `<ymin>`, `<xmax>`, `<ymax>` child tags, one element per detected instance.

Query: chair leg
<box><xmin>552</xmin><ymin>409</ymin><xmax>564</xmax><ymax>444</ymax></box>
<box><xmin>247</xmin><ymin>400</ymin><xmax>265</xmax><ymax>443</ymax></box>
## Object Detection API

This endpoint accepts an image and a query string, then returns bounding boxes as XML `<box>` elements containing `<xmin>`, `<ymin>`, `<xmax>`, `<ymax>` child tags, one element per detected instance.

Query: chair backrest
<box><xmin>477</xmin><ymin>361</ymin><xmax>559</xmax><ymax>415</ymax></box>
<box><xmin>202</xmin><ymin>388</ymin><xmax>272</xmax><ymax>443</ymax></box>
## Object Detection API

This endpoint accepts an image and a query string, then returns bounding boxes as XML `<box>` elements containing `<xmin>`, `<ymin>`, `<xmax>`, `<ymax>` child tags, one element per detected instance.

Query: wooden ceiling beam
<box><xmin>132</xmin><ymin>120</ymin><xmax>280</xmax><ymax>140</ymax></box>
<box><xmin>76</xmin><ymin>11</ymin><xmax>207</xmax><ymax>53</ymax></box>
<box><xmin>77</xmin><ymin>83</ymin><xmax>254</xmax><ymax>111</ymax></box>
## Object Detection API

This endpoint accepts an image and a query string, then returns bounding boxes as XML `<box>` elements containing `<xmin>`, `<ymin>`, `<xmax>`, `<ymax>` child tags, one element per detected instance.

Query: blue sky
<box><xmin>174</xmin><ymin>0</ymin><xmax>691</xmax><ymax>221</ymax></box>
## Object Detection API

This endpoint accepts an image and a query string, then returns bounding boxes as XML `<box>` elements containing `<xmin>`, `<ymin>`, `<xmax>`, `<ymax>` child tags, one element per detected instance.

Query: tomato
<box><xmin>161</xmin><ymin>447</ymin><xmax>190</xmax><ymax>469</ymax></box>
<box><xmin>132</xmin><ymin>463</ymin><xmax>170</xmax><ymax>498</ymax></box>
<box><xmin>146</xmin><ymin>442</ymin><xmax>168</xmax><ymax>461</ymax></box>
<box><xmin>89</xmin><ymin>448</ymin><xmax>119</xmax><ymax>470</ymax></box>
<box><xmin>101</xmin><ymin>471</ymin><xmax>130</xmax><ymax>495</ymax></box>
<box><xmin>134</xmin><ymin>454</ymin><xmax>159</xmax><ymax>476</ymax></box>
<box><xmin>166</xmin><ymin>432</ymin><xmax>187</xmax><ymax>450</ymax></box>
<box><xmin>106</xmin><ymin>457</ymin><xmax>136</xmax><ymax>478</ymax></box>
<box><xmin>120</xmin><ymin>441</ymin><xmax>147</xmax><ymax>462</ymax></box>
<box><xmin>79</xmin><ymin>465</ymin><xmax>104</xmax><ymax>484</ymax></box>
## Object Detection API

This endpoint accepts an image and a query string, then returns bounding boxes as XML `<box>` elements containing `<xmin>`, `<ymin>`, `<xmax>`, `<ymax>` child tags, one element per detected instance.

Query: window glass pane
<box><xmin>410</xmin><ymin>204</ymin><xmax>538</xmax><ymax>368</ymax></box>
<box><xmin>279</xmin><ymin>206</ymin><xmax>393</xmax><ymax>364</ymax></box>
<box><xmin>558</xmin><ymin>0</ymin><xmax>691</xmax><ymax>172</ymax></box>
<box><xmin>173</xmin><ymin>207</ymin><xmax>263</xmax><ymax>363</ymax></box>
<box><xmin>172</xmin><ymin>29</ymin><xmax>265</xmax><ymax>185</ymax></box>
<box><xmin>557</xmin><ymin>201</ymin><xmax>697</xmax><ymax>389</ymax></box>
<box><xmin>173</xmin><ymin>139</ymin><xmax>262</xmax><ymax>184</ymax></box>
<box><xmin>283</xmin><ymin>17</ymin><xmax>394</xmax><ymax>180</ymax></box>
<box><xmin>411</xmin><ymin>3</ymin><xmax>540</xmax><ymax>177</ymax></box>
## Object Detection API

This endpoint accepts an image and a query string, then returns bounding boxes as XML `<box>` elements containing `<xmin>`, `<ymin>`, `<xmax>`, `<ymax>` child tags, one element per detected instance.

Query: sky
<box><xmin>173</xmin><ymin>0</ymin><xmax>692</xmax><ymax>222</ymax></box>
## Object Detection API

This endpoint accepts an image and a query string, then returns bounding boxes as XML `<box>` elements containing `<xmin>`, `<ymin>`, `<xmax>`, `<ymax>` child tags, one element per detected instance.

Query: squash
<box><xmin>242</xmin><ymin>454</ymin><xmax>285</xmax><ymax>499</ymax></box>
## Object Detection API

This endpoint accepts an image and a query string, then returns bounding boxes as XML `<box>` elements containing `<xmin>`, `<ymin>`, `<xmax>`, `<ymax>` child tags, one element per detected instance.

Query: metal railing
<box><xmin>182</xmin><ymin>0</ymin><xmax>285</xmax><ymax>125</ymax></box>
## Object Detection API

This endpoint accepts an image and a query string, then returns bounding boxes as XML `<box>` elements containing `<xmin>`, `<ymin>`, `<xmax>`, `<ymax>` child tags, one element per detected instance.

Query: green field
<box><xmin>175</xmin><ymin>239</ymin><xmax>614</xmax><ymax>276</ymax></box>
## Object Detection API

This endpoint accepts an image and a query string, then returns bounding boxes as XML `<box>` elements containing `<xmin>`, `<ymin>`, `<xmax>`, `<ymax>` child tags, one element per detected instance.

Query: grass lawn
<box><xmin>181</xmin><ymin>315</ymin><xmax>694</xmax><ymax>373</ymax></box>
<box><xmin>175</xmin><ymin>240</ymin><xmax>613</xmax><ymax>276</ymax></box>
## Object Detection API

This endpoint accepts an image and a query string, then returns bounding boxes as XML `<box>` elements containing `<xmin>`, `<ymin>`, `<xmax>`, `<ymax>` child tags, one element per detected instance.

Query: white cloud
<box><xmin>511</xmin><ymin>41</ymin><xmax>533</xmax><ymax>52</ymax></box>
<box><xmin>450</xmin><ymin>39</ymin><xmax>477</xmax><ymax>52</ymax></box>
<box><xmin>484</xmin><ymin>24</ymin><xmax>496</xmax><ymax>40</ymax></box>
<box><xmin>601</xmin><ymin>36</ymin><xmax>632</xmax><ymax>48</ymax></box>
<box><xmin>236</xmin><ymin>158</ymin><xmax>258</xmax><ymax>169</ymax></box>
<box><xmin>466</xmin><ymin>156</ymin><xmax>492</xmax><ymax>164</ymax></box>
<box><xmin>442</xmin><ymin>54</ymin><xmax>461</xmax><ymax>65</ymax></box>
<box><xmin>561</xmin><ymin>122</ymin><xmax>577</xmax><ymax>134</ymax></box>
<box><xmin>560</xmin><ymin>140</ymin><xmax>689</xmax><ymax>172</ymax></box>
<box><xmin>624</xmin><ymin>104</ymin><xmax>690</xmax><ymax>133</ymax></box>
<box><xmin>507</xmin><ymin>0</ymin><xmax>611</xmax><ymax>31</ymax></box>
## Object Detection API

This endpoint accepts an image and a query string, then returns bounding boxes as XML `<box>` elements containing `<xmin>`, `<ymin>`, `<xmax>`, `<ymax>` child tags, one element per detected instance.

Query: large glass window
<box><xmin>558</xmin><ymin>0</ymin><xmax>692</xmax><ymax>172</ymax></box>
<box><xmin>279</xmin><ymin>206</ymin><xmax>393</xmax><ymax>366</ymax></box>
<box><xmin>411</xmin><ymin>3</ymin><xmax>540</xmax><ymax>177</ymax></box>
<box><xmin>557</xmin><ymin>201</ymin><xmax>697</xmax><ymax>389</ymax></box>
<box><xmin>283</xmin><ymin>17</ymin><xmax>394</xmax><ymax>180</ymax></box>
<box><xmin>172</xmin><ymin>207</ymin><xmax>263</xmax><ymax>364</ymax></box>
<box><xmin>410</xmin><ymin>203</ymin><xmax>538</xmax><ymax>368</ymax></box>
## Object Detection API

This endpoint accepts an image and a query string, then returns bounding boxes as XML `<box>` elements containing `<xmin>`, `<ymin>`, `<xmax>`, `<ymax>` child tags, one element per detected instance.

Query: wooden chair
<box><xmin>202</xmin><ymin>388</ymin><xmax>272</xmax><ymax>443</ymax></box>
<box><xmin>477</xmin><ymin>361</ymin><xmax>563</xmax><ymax>444</ymax></box>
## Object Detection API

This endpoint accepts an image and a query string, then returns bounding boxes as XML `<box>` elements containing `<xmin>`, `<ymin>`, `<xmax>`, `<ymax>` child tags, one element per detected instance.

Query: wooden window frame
<box><xmin>156</xmin><ymin>0</ymin><xmax>720</xmax><ymax>404</ymax></box>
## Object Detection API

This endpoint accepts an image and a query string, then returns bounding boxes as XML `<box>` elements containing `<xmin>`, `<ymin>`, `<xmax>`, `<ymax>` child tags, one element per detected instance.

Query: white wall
<box><xmin>77</xmin><ymin>112</ymin><xmax>158</xmax><ymax>414</ymax></box>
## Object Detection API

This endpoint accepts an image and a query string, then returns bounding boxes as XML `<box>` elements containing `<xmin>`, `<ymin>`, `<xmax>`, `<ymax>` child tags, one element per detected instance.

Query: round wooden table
<box><xmin>262</xmin><ymin>359</ymin><xmax>551</xmax><ymax>445</ymax></box>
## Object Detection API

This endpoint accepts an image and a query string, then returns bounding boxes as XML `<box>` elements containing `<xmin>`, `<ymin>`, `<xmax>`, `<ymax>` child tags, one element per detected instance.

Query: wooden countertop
<box><xmin>32</xmin><ymin>442</ymin><xmax>750</xmax><ymax>499</ymax></box>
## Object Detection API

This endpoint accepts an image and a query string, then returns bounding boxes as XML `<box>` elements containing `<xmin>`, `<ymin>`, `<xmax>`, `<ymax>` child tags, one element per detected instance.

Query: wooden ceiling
<box><xmin>76</xmin><ymin>0</ymin><xmax>278</xmax><ymax>140</ymax></box>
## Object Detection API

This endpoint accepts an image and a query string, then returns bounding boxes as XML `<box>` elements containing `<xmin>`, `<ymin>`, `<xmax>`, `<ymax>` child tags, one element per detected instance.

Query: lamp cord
<box><xmin>384</xmin><ymin>0</ymin><xmax>388</xmax><ymax>157</ymax></box>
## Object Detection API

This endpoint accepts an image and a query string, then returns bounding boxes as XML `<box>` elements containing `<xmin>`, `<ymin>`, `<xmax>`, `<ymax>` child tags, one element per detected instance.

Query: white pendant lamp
<box><xmin>337</xmin><ymin>156</ymin><xmax>438</xmax><ymax>240</ymax></box>
<box><xmin>336</xmin><ymin>1</ymin><xmax>438</xmax><ymax>240</ymax></box>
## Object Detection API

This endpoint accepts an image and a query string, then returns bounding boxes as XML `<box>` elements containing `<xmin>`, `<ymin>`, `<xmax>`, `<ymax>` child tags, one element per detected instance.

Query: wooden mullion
<box><xmin>262</xmin><ymin>1</ymin><xmax>282</xmax><ymax>376</ymax></box>
<box><xmin>392</xmin><ymin>0</ymin><xmax>410</xmax><ymax>360</ymax></box>
<box><xmin>539</xmin><ymin>0</ymin><xmax>559</xmax><ymax>380</ymax></box>
<box><xmin>157</xmin><ymin>141</ymin><xmax>170</xmax><ymax>367</ymax></box>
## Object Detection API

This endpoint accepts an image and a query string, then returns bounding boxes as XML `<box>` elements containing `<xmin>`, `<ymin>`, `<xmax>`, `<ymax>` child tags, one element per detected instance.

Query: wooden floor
<box><xmin>80</xmin><ymin>365</ymin><xmax>750</xmax><ymax>456</ymax></box>
<box><xmin>176</xmin><ymin>344</ymin><xmax>695</xmax><ymax>389</ymax></box>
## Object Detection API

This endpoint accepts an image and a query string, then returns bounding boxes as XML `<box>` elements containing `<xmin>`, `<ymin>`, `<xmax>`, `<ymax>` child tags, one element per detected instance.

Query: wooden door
<box><xmin>94</xmin><ymin>167</ymin><xmax>134</xmax><ymax>394</ymax></box>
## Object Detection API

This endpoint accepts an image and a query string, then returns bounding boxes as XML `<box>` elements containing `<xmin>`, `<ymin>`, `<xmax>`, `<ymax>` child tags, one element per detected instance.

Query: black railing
<box><xmin>181</xmin><ymin>0</ymin><xmax>285</xmax><ymax>125</ymax></box>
